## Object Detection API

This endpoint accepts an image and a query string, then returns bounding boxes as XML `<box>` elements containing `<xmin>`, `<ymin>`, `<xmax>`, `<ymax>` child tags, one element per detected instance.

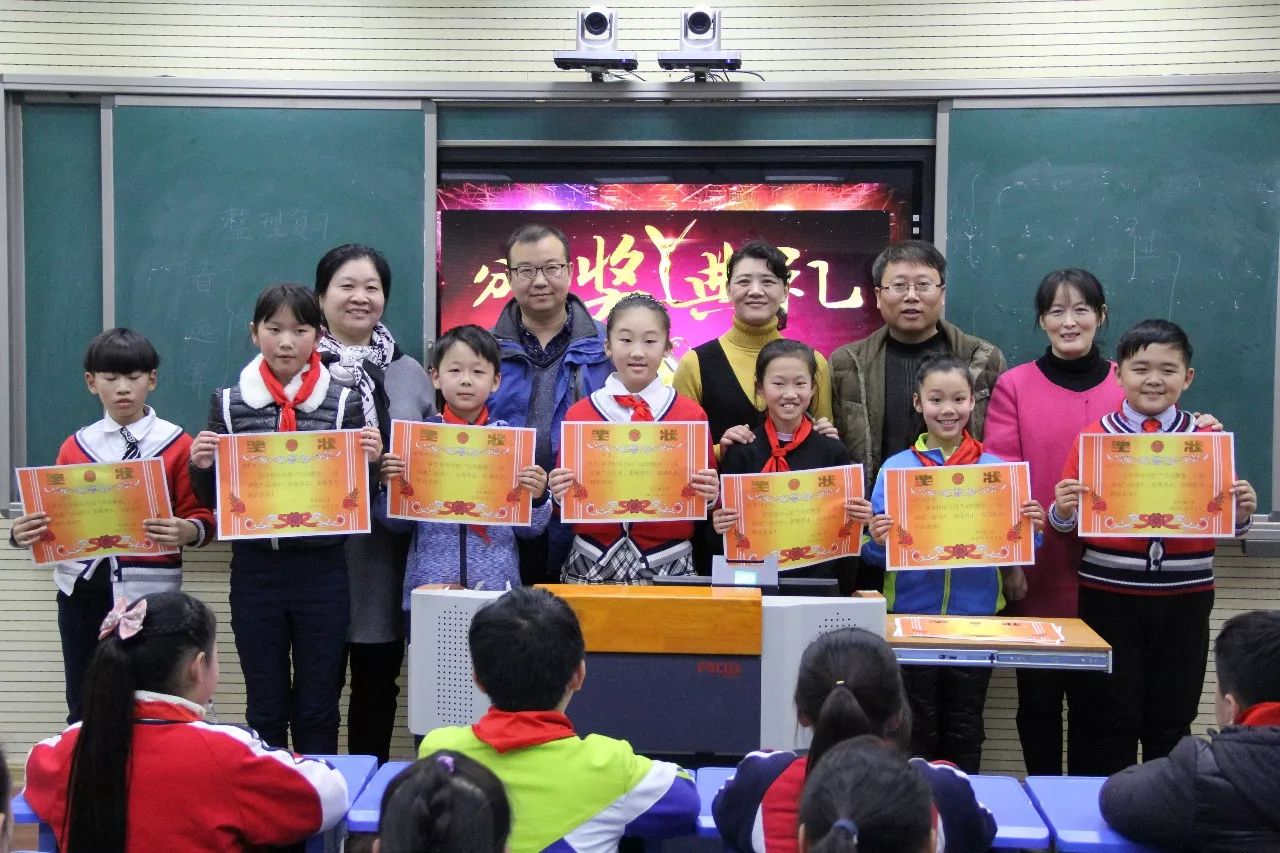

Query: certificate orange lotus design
<box><xmin>215</xmin><ymin>430</ymin><xmax>370</xmax><ymax>540</ymax></box>
<box><xmin>387</xmin><ymin>420</ymin><xmax>536</xmax><ymax>526</ymax></box>
<box><xmin>1078</xmin><ymin>432</ymin><xmax>1235</xmax><ymax>537</ymax></box>
<box><xmin>16</xmin><ymin>458</ymin><xmax>177</xmax><ymax>566</ymax></box>
<box><xmin>721</xmin><ymin>464</ymin><xmax>865</xmax><ymax>570</ymax></box>
<box><xmin>560</xmin><ymin>421</ymin><xmax>710</xmax><ymax>524</ymax></box>
<box><xmin>885</xmin><ymin>462</ymin><xmax>1034</xmax><ymax>570</ymax></box>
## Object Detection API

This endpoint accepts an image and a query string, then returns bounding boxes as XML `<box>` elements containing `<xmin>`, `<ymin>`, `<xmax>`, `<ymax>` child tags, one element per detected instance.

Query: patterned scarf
<box><xmin>316</xmin><ymin>322</ymin><xmax>396</xmax><ymax>427</ymax></box>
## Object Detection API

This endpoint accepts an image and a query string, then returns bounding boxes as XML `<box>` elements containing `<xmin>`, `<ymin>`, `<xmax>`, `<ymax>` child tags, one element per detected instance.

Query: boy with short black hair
<box><xmin>9</xmin><ymin>328</ymin><xmax>214</xmax><ymax>723</ymax></box>
<box><xmin>1100</xmin><ymin>610</ymin><xmax>1280</xmax><ymax>851</ymax></box>
<box><xmin>418</xmin><ymin>586</ymin><xmax>699</xmax><ymax>852</ymax></box>
<box><xmin>1050</xmin><ymin>319</ymin><xmax>1256</xmax><ymax>776</ymax></box>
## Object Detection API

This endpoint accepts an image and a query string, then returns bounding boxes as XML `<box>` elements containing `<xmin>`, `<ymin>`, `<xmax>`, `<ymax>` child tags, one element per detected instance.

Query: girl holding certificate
<box><xmin>711</xmin><ymin>339</ymin><xmax>873</xmax><ymax>593</ymax></box>
<box><xmin>189</xmin><ymin>283</ymin><xmax>382</xmax><ymax>754</ymax></box>
<box><xmin>549</xmin><ymin>294</ymin><xmax>719</xmax><ymax>583</ymax></box>
<box><xmin>862</xmin><ymin>353</ymin><xmax>1045</xmax><ymax>773</ymax></box>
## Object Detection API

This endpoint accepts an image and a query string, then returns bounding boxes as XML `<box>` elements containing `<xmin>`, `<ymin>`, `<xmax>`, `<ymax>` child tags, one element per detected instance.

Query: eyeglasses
<box><xmin>510</xmin><ymin>262</ymin><xmax>571</xmax><ymax>283</ymax></box>
<box><xmin>878</xmin><ymin>281</ymin><xmax>943</xmax><ymax>296</ymax></box>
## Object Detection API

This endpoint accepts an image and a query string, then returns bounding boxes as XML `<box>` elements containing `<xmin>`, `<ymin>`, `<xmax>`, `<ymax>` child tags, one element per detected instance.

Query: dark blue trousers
<box><xmin>56</xmin><ymin>567</ymin><xmax>114</xmax><ymax>724</ymax></box>
<box><xmin>230</xmin><ymin>541</ymin><xmax>350</xmax><ymax>754</ymax></box>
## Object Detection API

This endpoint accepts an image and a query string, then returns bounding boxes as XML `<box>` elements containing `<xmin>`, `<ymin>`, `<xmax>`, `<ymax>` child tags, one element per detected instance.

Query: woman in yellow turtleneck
<box><xmin>673</xmin><ymin>240</ymin><xmax>834</xmax><ymax>451</ymax></box>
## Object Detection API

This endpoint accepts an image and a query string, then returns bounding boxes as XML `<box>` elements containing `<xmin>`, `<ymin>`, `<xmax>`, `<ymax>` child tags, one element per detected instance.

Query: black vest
<box><xmin>693</xmin><ymin>339</ymin><xmax>763</xmax><ymax>443</ymax></box>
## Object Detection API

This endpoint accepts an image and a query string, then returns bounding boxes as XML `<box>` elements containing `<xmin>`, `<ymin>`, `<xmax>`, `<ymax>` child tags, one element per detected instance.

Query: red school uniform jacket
<box><xmin>560</xmin><ymin>391</ymin><xmax>715</xmax><ymax>559</ymax></box>
<box><xmin>24</xmin><ymin>693</ymin><xmax>349</xmax><ymax>852</ymax></box>
<box><xmin>49</xmin><ymin>413</ymin><xmax>215</xmax><ymax>599</ymax></box>
<box><xmin>1057</xmin><ymin>409</ymin><xmax>1225</xmax><ymax>595</ymax></box>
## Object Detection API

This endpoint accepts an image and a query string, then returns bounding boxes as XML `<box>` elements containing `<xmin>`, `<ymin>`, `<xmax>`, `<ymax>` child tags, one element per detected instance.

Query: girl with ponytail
<box><xmin>24</xmin><ymin>591</ymin><xmax>348</xmax><ymax>853</ymax></box>
<box><xmin>712</xmin><ymin>627</ymin><xmax>994</xmax><ymax>853</ymax></box>
<box><xmin>375</xmin><ymin>750</ymin><xmax>511</xmax><ymax>853</ymax></box>
<box><xmin>799</xmin><ymin>736</ymin><xmax>935</xmax><ymax>853</ymax></box>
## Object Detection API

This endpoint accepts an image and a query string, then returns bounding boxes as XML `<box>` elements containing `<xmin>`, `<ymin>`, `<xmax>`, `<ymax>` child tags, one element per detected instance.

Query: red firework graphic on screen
<box><xmin>436</xmin><ymin>182</ymin><xmax>908</xmax><ymax>361</ymax></box>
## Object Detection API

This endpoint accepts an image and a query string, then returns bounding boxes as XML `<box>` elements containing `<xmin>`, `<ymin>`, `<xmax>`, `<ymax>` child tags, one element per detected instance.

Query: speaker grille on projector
<box><xmin>434</xmin><ymin>605</ymin><xmax>477</xmax><ymax>724</ymax></box>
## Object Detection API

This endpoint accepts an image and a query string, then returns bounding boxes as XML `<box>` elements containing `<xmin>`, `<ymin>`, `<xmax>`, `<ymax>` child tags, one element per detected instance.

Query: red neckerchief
<box><xmin>442</xmin><ymin>404</ymin><xmax>489</xmax><ymax>426</ymax></box>
<box><xmin>471</xmin><ymin>707</ymin><xmax>577</xmax><ymax>753</ymax></box>
<box><xmin>259</xmin><ymin>350</ymin><xmax>323</xmax><ymax>431</ymax></box>
<box><xmin>762</xmin><ymin>416</ymin><xmax>813</xmax><ymax>473</ymax></box>
<box><xmin>441</xmin><ymin>405</ymin><xmax>491</xmax><ymax>543</ymax></box>
<box><xmin>614</xmin><ymin>394</ymin><xmax>654</xmax><ymax>422</ymax></box>
<box><xmin>1238</xmin><ymin>701</ymin><xmax>1280</xmax><ymax>727</ymax></box>
<box><xmin>911</xmin><ymin>430</ymin><xmax>983</xmax><ymax>467</ymax></box>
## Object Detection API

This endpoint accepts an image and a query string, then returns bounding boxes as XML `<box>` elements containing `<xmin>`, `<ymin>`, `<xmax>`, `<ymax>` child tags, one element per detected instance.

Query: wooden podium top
<box><xmin>538</xmin><ymin>584</ymin><xmax>763</xmax><ymax>655</ymax></box>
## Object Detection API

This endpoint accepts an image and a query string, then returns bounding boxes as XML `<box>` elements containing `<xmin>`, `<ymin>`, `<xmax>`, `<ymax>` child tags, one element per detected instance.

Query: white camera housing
<box><xmin>554</xmin><ymin>6</ymin><xmax>638</xmax><ymax>78</ymax></box>
<box><xmin>577</xmin><ymin>6</ymin><xmax>618</xmax><ymax>50</ymax></box>
<box><xmin>680</xmin><ymin>6</ymin><xmax>722</xmax><ymax>51</ymax></box>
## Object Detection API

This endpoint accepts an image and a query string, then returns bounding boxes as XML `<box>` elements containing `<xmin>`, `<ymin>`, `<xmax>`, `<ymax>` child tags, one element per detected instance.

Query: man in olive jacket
<box><xmin>831</xmin><ymin>241</ymin><xmax>1005</xmax><ymax>589</ymax></box>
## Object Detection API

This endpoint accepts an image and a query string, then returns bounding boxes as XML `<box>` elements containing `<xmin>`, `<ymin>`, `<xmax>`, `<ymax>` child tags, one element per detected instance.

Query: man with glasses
<box><xmin>831</xmin><ymin>240</ymin><xmax>1006</xmax><ymax>589</ymax></box>
<box><xmin>490</xmin><ymin>223</ymin><xmax>611</xmax><ymax>581</ymax></box>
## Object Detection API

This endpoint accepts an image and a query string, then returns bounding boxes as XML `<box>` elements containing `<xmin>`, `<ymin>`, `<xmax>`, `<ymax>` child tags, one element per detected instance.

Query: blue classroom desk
<box><xmin>1024</xmin><ymin>776</ymin><xmax>1165</xmax><ymax>852</ymax></box>
<box><xmin>696</xmin><ymin>767</ymin><xmax>1051</xmax><ymax>850</ymax></box>
<box><xmin>968</xmin><ymin>775</ymin><xmax>1050</xmax><ymax>850</ymax></box>
<box><xmin>348</xmin><ymin>760</ymin><xmax>413</xmax><ymax>833</ymax></box>
<box><xmin>9</xmin><ymin>753</ymin><xmax>376</xmax><ymax>853</ymax></box>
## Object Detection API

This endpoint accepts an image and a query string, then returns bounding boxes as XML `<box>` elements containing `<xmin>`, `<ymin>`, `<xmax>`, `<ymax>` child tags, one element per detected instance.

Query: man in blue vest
<box><xmin>489</xmin><ymin>223</ymin><xmax>611</xmax><ymax>581</ymax></box>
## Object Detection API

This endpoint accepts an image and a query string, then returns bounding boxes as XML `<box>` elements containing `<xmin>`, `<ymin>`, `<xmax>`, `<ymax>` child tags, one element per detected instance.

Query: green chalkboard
<box><xmin>947</xmin><ymin>104</ymin><xmax>1280</xmax><ymax>507</ymax></box>
<box><xmin>23</xmin><ymin>103</ymin><xmax>104</xmax><ymax>464</ymax></box>
<box><xmin>113</xmin><ymin>105</ymin><xmax>426</xmax><ymax>437</ymax></box>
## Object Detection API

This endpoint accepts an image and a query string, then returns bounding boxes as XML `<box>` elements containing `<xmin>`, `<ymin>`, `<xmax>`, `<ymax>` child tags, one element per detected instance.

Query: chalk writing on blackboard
<box><xmin>220</xmin><ymin>207</ymin><xmax>330</xmax><ymax>242</ymax></box>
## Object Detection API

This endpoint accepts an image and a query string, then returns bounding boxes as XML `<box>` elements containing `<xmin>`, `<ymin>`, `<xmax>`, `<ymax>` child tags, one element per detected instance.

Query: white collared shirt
<box><xmin>81</xmin><ymin>406</ymin><xmax>158</xmax><ymax>461</ymax></box>
<box><xmin>1119</xmin><ymin>401</ymin><xmax>1178</xmax><ymax>432</ymax></box>
<box><xmin>591</xmin><ymin>374</ymin><xmax>675</xmax><ymax>423</ymax></box>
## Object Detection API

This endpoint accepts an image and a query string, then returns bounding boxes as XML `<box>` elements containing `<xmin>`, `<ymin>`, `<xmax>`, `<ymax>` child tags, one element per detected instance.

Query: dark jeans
<box><xmin>1015</xmin><ymin>667</ymin><xmax>1080</xmax><ymax>776</ymax></box>
<box><xmin>901</xmin><ymin>664</ymin><xmax>993</xmax><ymax>774</ymax></box>
<box><xmin>56</xmin><ymin>568</ymin><xmax>115</xmax><ymax>724</ymax></box>
<box><xmin>1069</xmin><ymin>586</ymin><xmax>1214</xmax><ymax>776</ymax></box>
<box><xmin>345</xmin><ymin>640</ymin><xmax>405</xmax><ymax>764</ymax></box>
<box><xmin>230</xmin><ymin>542</ymin><xmax>350</xmax><ymax>754</ymax></box>
<box><xmin>517</xmin><ymin>512</ymin><xmax>575</xmax><ymax>584</ymax></box>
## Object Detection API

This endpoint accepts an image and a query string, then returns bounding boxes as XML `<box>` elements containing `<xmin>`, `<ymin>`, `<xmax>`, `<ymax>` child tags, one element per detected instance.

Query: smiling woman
<box><xmin>314</xmin><ymin>244</ymin><xmax>435</xmax><ymax>764</ymax></box>
<box><xmin>983</xmin><ymin>268</ymin><xmax>1123</xmax><ymax>777</ymax></box>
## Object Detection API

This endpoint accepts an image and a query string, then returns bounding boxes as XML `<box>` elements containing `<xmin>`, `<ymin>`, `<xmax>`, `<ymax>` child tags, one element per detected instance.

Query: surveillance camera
<box><xmin>658</xmin><ymin>7</ymin><xmax>740</xmax><ymax>79</ymax></box>
<box><xmin>578</xmin><ymin>6</ymin><xmax>618</xmax><ymax>50</ymax></box>
<box><xmin>554</xmin><ymin>6</ymin><xmax>638</xmax><ymax>79</ymax></box>
<box><xmin>680</xmin><ymin>6</ymin><xmax>721</xmax><ymax>50</ymax></box>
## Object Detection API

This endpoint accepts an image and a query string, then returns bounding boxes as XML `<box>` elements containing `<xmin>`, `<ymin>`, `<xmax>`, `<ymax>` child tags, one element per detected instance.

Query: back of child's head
<box><xmin>1215</xmin><ymin>610</ymin><xmax>1280</xmax><ymax>709</ymax></box>
<box><xmin>795</xmin><ymin>628</ymin><xmax>910</xmax><ymax>772</ymax></box>
<box><xmin>469</xmin><ymin>587</ymin><xmax>585</xmax><ymax>711</ymax></box>
<box><xmin>377</xmin><ymin>751</ymin><xmax>511</xmax><ymax>853</ymax></box>
<box><xmin>799</xmin><ymin>735</ymin><xmax>933</xmax><ymax>853</ymax></box>
<box><xmin>252</xmin><ymin>282</ymin><xmax>324</xmax><ymax>329</ymax></box>
<box><xmin>431</xmin><ymin>325</ymin><xmax>502</xmax><ymax>375</ymax></box>
<box><xmin>315</xmin><ymin>243</ymin><xmax>392</xmax><ymax>298</ymax></box>
<box><xmin>83</xmin><ymin>328</ymin><xmax>160</xmax><ymax>374</ymax></box>
<box><xmin>913</xmin><ymin>352</ymin><xmax>973</xmax><ymax>394</ymax></box>
<box><xmin>66</xmin><ymin>592</ymin><xmax>217</xmax><ymax>853</ymax></box>
<box><xmin>605</xmin><ymin>292</ymin><xmax>672</xmax><ymax>341</ymax></box>
<box><xmin>755</xmin><ymin>339</ymin><xmax>818</xmax><ymax>387</ymax></box>
<box><xmin>1114</xmin><ymin>318</ymin><xmax>1193</xmax><ymax>366</ymax></box>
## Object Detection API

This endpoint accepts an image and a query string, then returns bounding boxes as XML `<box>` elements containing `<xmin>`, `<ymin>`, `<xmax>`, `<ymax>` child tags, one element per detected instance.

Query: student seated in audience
<box><xmin>1100</xmin><ymin>609</ymin><xmax>1280</xmax><ymax>852</ymax></box>
<box><xmin>798</xmin><ymin>735</ymin><xmax>939</xmax><ymax>853</ymax></box>
<box><xmin>713</xmin><ymin>627</ymin><xmax>994</xmax><ymax>853</ymax></box>
<box><xmin>23</xmin><ymin>591</ymin><xmax>348</xmax><ymax>853</ymax></box>
<box><xmin>417</xmin><ymin>586</ymin><xmax>699</xmax><ymax>852</ymax></box>
<box><xmin>374</xmin><ymin>750</ymin><xmax>511</xmax><ymax>853</ymax></box>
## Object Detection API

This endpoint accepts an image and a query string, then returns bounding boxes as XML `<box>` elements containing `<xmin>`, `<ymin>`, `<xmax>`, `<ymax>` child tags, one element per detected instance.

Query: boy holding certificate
<box><xmin>9</xmin><ymin>328</ymin><xmax>215</xmax><ymax>723</ymax></box>
<box><xmin>1050</xmin><ymin>319</ymin><xmax>1257</xmax><ymax>776</ymax></box>
<box><xmin>379</xmin><ymin>325</ymin><xmax>551</xmax><ymax>597</ymax></box>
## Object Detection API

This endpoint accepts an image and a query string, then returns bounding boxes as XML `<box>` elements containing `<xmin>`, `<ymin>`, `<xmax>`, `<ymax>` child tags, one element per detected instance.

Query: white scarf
<box><xmin>317</xmin><ymin>323</ymin><xmax>396</xmax><ymax>427</ymax></box>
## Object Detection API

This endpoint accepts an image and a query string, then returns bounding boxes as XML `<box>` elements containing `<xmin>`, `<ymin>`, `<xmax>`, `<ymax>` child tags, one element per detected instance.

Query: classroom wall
<box><xmin>0</xmin><ymin>0</ymin><xmax>1278</xmax><ymax>80</ymax></box>
<box><xmin>2</xmin><ymin>514</ymin><xmax>1278</xmax><ymax>782</ymax></box>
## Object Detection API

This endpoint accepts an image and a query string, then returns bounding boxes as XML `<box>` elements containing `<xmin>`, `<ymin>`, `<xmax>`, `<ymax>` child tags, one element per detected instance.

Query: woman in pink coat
<box><xmin>984</xmin><ymin>268</ymin><xmax>1121</xmax><ymax>776</ymax></box>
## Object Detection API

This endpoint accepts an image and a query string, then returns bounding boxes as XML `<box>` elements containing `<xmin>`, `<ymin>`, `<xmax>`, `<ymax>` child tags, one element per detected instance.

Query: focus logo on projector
<box><xmin>696</xmin><ymin>660</ymin><xmax>744</xmax><ymax>678</ymax></box>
